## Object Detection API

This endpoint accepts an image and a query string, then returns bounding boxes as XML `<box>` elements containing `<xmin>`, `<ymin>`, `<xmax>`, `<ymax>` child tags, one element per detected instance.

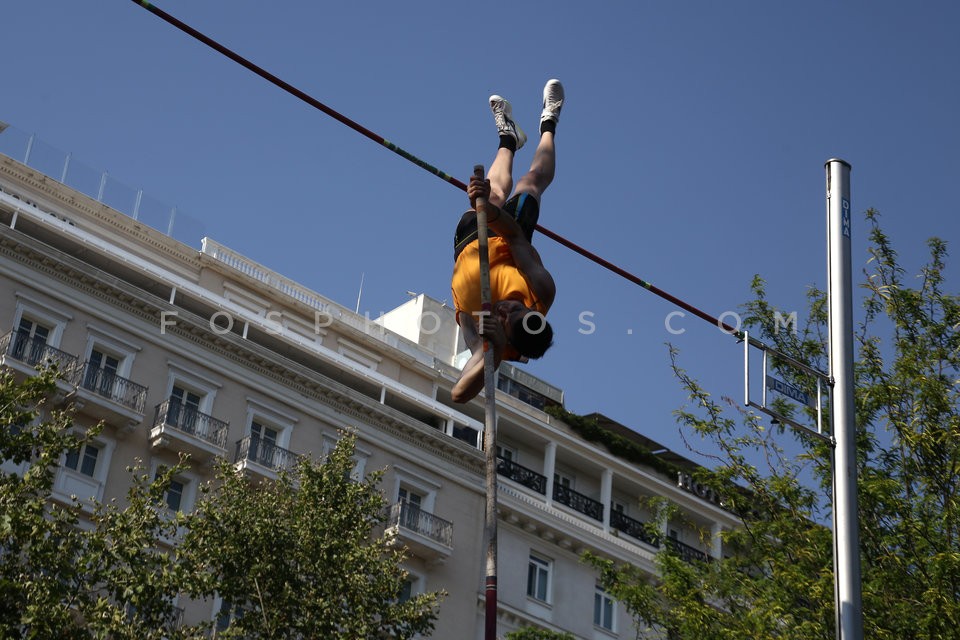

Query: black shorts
<box><xmin>453</xmin><ymin>192</ymin><xmax>540</xmax><ymax>261</ymax></box>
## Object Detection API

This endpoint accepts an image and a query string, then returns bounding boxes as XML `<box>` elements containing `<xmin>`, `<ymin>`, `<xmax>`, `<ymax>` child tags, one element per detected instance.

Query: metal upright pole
<box><xmin>473</xmin><ymin>164</ymin><xmax>499</xmax><ymax>640</ymax></box>
<box><xmin>825</xmin><ymin>158</ymin><xmax>863</xmax><ymax>640</ymax></box>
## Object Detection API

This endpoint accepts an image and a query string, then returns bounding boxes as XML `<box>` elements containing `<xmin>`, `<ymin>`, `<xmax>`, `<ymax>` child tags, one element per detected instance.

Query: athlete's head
<box><xmin>497</xmin><ymin>301</ymin><xmax>554</xmax><ymax>359</ymax></box>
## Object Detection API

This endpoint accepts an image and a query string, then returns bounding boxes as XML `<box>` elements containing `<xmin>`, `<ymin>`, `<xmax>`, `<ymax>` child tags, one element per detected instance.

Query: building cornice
<box><xmin>497</xmin><ymin>483</ymin><xmax>660</xmax><ymax>569</ymax></box>
<box><xmin>0</xmin><ymin>227</ymin><xmax>485</xmax><ymax>475</ymax></box>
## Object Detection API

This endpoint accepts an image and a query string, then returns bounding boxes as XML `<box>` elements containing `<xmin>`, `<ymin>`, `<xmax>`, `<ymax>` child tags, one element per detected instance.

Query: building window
<box><xmin>497</xmin><ymin>444</ymin><xmax>517</xmax><ymax>462</ymax></box>
<box><xmin>160</xmin><ymin>364</ymin><xmax>223</xmax><ymax>442</ymax></box>
<box><xmin>391</xmin><ymin>466</ymin><xmax>439</xmax><ymax>515</ymax></box>
<box><xmin>594</xmin><ymin>585</ymin><xmax>616</xmax><ymax>631</ymax></box>
<box><xmin>398</xmin><ymin>486</ymin><xmax>424</xmax><ymax>508</ymax></box>
<box><xmin>82</xmin><ymin>347</ymin><xmax>123</xmax><ymax>397</ymax></box>
<box><xmin>11</xmin><ymin>317</ymin><xmax>51</xmax><ymax>364</ymax></box>
<box><xmin>90</xmin><ymin>348</ymin><xmax>120</xmax><ymax>376</ymax></box>
<box><xmin>168</xmin><ymin>385</ymin><xmax>202</xmax><ymax>432</ymax></box>
<box><xmin>215</xmin><ymin>599</ymin><xmax>244</xmax><ymax>632</ymax></box>
<box><xmin>81</xmin><ymin>327</ymin><xmax>141</xmax><ymax>384</ymax></box>
<box><xmin>554</xmin><ymin>471</ymin><xmax>573</xmax><ymax>489</ymax></box>
<box><xmin>321</xmin><ymin>433</ymin><xmax>370</xmax><ymax>480</ymax></box>
<box><xmin>398</xmin><ymin>486</ymin><xmax>425</xmax><ymax>530</ymax></box>
<box><xmin>249</xmin><ymin>420</ymin><xmax>280</xmax><ymax>466</ymax></box>
<box><xmin>398</xmin><ymin>578</ymin><xmax>414</xmax><ymax>603</ymax></box>
<box><xmin>151</xmin><ymin>462</ymin><xmax>198</xmax><ymax>515</ymax></box>
<box><xmin>54</xmin><ymin>435</ymin><xmax>115</xmax><ymax>505</ymax></box>
<box><xmin>527</xmin><ymin>554</ymin><xmax>551</xmax><ymax>602</ymax></box>
<box><xmin>496</xmin><ymin>375</ymin><xmax>550</xmax><ymax>410</ymax></box>
<box><xmin>17</xmin><ymin>317</ymin><xmax>49</xmax><ymax>342</ymax></box>
<box><xmin>64</xmin><ymin>443</ymin><xmax>100</xmax><ymax>477</ymax></box>
<box><xmin>397</xmin><ymin>569</ymin><xmax>423</xmax><ymax>604</ymax></box>
<box><xmin>451</xmin><ymin>422</ymin><xmax>479</xmax><ymax>448</ymax></box>
<box><xmin>165</xmin><ymin>478</ymin><xmax>185</xmax><ymax>511</ymax></box>
<box><xmin>155</xmin><ymin>468</ymin><xmax>186</xmax><ymax>511</ymax></box>
<box><xmin>10</xmin><ymin>295</ymin><xmax>70</xmax><ymax>356</ymax></box>
<box><xmin>242</xmin><ymin>399</ymin><xmax>298</xmax><ymax>470</ymax></box>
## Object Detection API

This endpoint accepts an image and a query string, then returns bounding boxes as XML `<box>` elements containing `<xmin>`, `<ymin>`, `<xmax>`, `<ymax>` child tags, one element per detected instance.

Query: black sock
<box><xmin>540</xmin><ymin>119</ymin><xmax>556</xmax><ymax>135</ymax></box>
<box><xmin>499</xmin><ymin>135</ymin><xmax>517</xmax><ymax>152</ymax></box>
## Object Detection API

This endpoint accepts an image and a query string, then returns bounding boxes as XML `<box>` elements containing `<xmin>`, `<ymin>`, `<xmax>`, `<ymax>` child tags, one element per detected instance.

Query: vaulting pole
<box><xmin>825</xmin><ymin>158</ymin><xmax>863</xmax><ymax>640</ymax></box>
<box><xmin>472</xmin><ymin>164</ymin><xmax>499</xmax><ymax>640</ymax></box>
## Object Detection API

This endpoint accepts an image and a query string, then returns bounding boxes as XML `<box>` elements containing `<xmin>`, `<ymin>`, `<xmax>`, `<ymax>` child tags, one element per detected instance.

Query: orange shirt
<box><xmin>451</xmin><ymin>237</ymin><xmax>547</xmax><ymax>361</ymax></box>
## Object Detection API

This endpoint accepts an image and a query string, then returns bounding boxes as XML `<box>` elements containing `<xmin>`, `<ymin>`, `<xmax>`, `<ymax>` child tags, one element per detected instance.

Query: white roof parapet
<box><xmin>199</xmin><ymin>237</ymin><xmax>432</xmax><ymax>367</ymax></box>
<box><xmin>499</xmin><ymin>362</ymin><xmax>564</xmax><ymax>405</ymax></box>
<box><xmin>200</xmin><ymin>238</ymin><xmax>271</xmax><ymax>284</ymax></box>
<box><xmin>201</xmin><ymin>237</ymin><xmax>336</xmax><ymax>311</ymax></box>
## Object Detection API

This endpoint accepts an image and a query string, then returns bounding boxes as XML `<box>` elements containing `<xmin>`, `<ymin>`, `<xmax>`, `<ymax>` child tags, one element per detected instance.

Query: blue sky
<box><xmin>4</xmin><ymin>0</ymin><xmax>958</xmax><ymax>464</ymax></box>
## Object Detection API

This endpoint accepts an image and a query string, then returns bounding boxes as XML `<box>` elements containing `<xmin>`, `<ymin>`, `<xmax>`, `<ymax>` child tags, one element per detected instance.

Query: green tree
<box><xmin>0</xmin><ymin>367</ymin><xmax>91</xmax><ymax>637</ymax></box>
<box><xmin>178</xmin><ymin>432</ymin><xmax>443</xmax><ymax>639</ymax></box>
<box><xmin>0</xmin><ymin>367</ymin><xmax>195</xmax><ymax>638</ymax></box>
<box><xmin>585</xmin><ymin>210</ymin><xmax>960</xmax><ymax>639</ymax></box>
<box><xmin>1</xmin><ymin>367</ymin><xmax>441</xmax><ymax>638</ymax></box>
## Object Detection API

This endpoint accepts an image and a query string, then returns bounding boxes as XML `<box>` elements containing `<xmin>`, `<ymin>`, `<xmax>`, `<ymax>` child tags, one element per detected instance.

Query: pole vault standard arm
<box><xmin>743</xmin><ymin>330</ymin><xmax>834</xmax><ymax>444</ymax></box>
<box><xmin>473</xmin><ymin>165</ymin><xmax>499</xmax><ymax>640</ymax></box>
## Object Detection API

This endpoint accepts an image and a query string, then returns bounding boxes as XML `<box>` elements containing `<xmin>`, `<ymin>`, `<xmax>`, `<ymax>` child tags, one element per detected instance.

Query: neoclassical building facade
<box><xmin>0</xmin><ymin>145</ymin><xmax>737</xmax><ymax>639</ymax></box>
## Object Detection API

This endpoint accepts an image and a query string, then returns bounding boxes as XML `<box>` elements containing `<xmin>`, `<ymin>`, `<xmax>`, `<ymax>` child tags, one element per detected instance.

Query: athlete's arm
<box><xmin>451</xmin><ymin>310</ymin><xmax>505</xmax><ymax>403</ymax></box>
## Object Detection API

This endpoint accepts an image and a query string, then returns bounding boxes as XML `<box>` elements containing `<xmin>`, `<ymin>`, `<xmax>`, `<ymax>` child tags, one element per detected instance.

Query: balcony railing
<box><xmin>153</xmin><ymin>399</ymin><xmax>228</xmax><ymax>449</ymax></box>
<box><xmin>610</xmin><ymin>509</ymin><xmax>660</xmax><ymax>548</ymax></box>
<box><xmin>664</xmin><ymin>536</ymin><xmax>711</xmax><ymax>563</ymax></box>
<box><xmin>76</xmin><ymin>363</ymin><xmax>148</xmax><ymax>414</ymax></box>
<box><xmin>496</xmin><ymin>456</ymin><xmax>546</xmax><ymax>495</ymax></box>
<box><xmin>387</xmin><ymin>501</ymin><xmax>453</xmax><ymax>548</ymax></box>
<box><xmin>553</xmin><ymin>483</ymin><xmax>604</xmax><ymax>521</ymax></box>
<box><xmin>1</xmin><ymin>330</ymin><xmax>79</xmax><ymax>372</ymax></box>
<box><xmin>234</xmin><ymin>436</ymin><xmax>300</xmax><ymax>473</ymax></box>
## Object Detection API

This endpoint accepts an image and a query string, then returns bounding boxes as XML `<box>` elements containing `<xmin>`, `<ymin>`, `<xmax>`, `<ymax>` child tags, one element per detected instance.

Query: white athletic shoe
<box><xmin>489</xmin><ymin>95</ymin><xmax>527</xmax><ymax>150</ymax></box>
<box><xmin>540</xmin><ymin>79</ymin><xmax>565</xmax><ymax>128</ymax></box>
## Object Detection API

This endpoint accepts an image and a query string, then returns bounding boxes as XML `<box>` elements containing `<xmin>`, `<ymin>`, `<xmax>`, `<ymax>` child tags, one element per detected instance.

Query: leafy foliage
<box><xmin>585</xmin><ymin>211</ymin><xmax>960</xmax><ymax>639</ymax></box>
<box><xmin>179</xmin><ymin>434</ymin><xmax>442</xmax><ymax>638</ymax></box>
<box><xmin>0</xmin><ymin>368</ymin><xmax>185</xmax><ymax>638</ymax></box>
<box><xmin>0</xmin><ymin>367</ymin><xmax>441</xmax><ymax>638</ymax></box>
<box><xmin>546</xmin><ymin>405</ymin><xmax>683</xmax><ymax>479</ymax></box>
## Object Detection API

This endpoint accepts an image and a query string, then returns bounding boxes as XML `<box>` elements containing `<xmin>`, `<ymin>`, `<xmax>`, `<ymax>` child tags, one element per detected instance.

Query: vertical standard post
<box><xmin>826</xmin><ymin>158</ymin><xmax>863</xmax><ymax>640</ymax></box>
<box><xmin>61</xmin><ymin>152</ymin><xmax>72</xmax><ymax>183</ymax></box>
<box><xmin>473</xmin><ymin>164</ymin><xmax>499</xmax><ymax>640</ymax></box>
<box><xmin>97</xmin><ymin>171</ymin><xmax>108</xmax><ymax>202</ymax></box>
<box><xmin>23</xmin><ymin>133</ymin><xmax>35</xmax><ymax>166</ymax></box>
<box><xmin>167</xmin><ymin>206</ymin><xmax>178</xmax><ymax>236</ymax></box>
<box><xmin>743</xmin><ymin>330</ymin><xmax>750</xmax><ymax>407</ymax></box>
